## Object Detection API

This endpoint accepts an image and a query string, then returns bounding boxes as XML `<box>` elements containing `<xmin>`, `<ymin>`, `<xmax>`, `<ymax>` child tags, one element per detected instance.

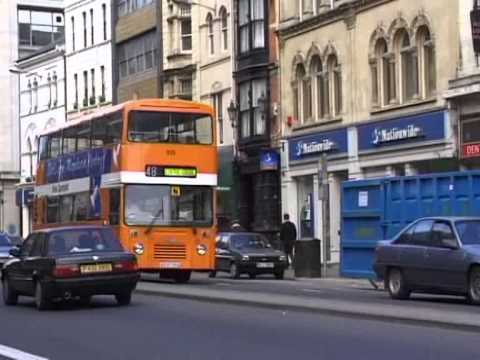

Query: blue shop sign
<box><xmin>357</xmin><ymin>110</ymin><xmax>446</xmax><ymax>151</ymax></box>
<box><xmin>288</xmin><ymin>128</ymin><xmax>348</xmax><ymax>162</ymax></box>
<box><xmin>260</xmin><ymin>150</ymin><xmax>280</xmax><ymax>170</ymax></box>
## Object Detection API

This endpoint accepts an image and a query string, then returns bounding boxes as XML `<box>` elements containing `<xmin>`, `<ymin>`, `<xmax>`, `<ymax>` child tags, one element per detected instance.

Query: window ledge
<box><xmin>370</xmin><ymin>97</ymin><xmax>437</xmax><ymax>115</ymax></box>
<box><xmin>292</xmin><ymin>116</ymin><xmax>343</xmax><ymax>132</ymax></box>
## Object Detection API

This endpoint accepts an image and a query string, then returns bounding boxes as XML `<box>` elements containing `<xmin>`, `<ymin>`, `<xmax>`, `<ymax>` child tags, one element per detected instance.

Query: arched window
<box><xmin>220</xmin><ymin>7</ymin><xmax>228</xmax><ymax>51</ymax></box>
<box><xmin>206</xmin><ymin>13</ymin><xmax>214</xmax><ymax>55</ymax></box>
<box><xmin>327</xmin><ymin>55</ymin><xmax>342</xmax><ymax>116</ymax></box>
<box><xmin>311</xmin><ymin>56</ymin><xmax>326</xmax><ymax>119</ymax></box>
<box><xmin>26</xmin><ymin>138</ymin><xmax>33</xmax><ymax>178</ymax></box>
<box><xmin>417</xmin><ymin>26</ymin><xmax>436</xmax><ymax>98</ymax></box>
<box><xmin>396</xmin><ymin>29</ymin><xmax>418</xmax><ymax>102</ymax></box>
<box><xmin>371</xmin><ymin>38</ymin><xmax>395</xmax><ymax>107</ymax></box>
<box><xmin>293</xmin><ymin>63</ymin><xmax>306</xmax><ymax>123</ymax></box>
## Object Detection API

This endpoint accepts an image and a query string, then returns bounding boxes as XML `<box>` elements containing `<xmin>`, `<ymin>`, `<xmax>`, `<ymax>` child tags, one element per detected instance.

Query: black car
<box><xmin>210</xmin><ymin>232</ymin><xmax>288</xmax><ymax>279</ymax></box>
<box><xmin>373</xmin><ymin>217</ymin><xmax>480</xmax><ymax>304</ymax></box>
<box><xmin>2</xmin><ymin>226</ymin><xmax>139</xmax><ymax>310</ymax></box>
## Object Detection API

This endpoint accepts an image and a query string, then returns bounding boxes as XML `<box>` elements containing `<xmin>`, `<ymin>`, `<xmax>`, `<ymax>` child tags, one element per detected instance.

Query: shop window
<box><xmin>297</xmin><ymin>176</ymin><xmax>314</xmax><ymax>239</ymax></box>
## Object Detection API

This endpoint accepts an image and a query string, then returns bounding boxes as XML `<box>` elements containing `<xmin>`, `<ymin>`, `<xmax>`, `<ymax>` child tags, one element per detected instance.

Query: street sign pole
<box><xmin>318</xmin><ymin>154</ymin><xmax>329</xmax><ymax>277</ymax></box>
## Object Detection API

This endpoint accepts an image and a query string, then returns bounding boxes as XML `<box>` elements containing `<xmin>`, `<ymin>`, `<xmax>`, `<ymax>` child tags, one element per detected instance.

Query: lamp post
<box><xmin>227</xmin><ymin>99</ymin><xmax>239</xmax><ymax>157</ymax></box>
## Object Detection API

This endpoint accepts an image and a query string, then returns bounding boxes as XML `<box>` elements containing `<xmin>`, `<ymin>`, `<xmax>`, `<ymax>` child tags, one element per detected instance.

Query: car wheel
<box><xmin>208</xmin><ymin>271</ymin><xmax>217</xmax><ymax>278</ymax></box>
<box><xmin>229</xmin><ymin>263</ymin><xmax>240</xmax><ymax>279</ymax></box>
<box><xmin>2</xmin><ymin>276</ymin><xmax>18</xmax><ymax>306</ymax></box>
<box><xmin>35</xmin><ymin>281</ymin><xmax>52</xmax><ymax>311</ymax></box>
<box><xmin>174</xmin><ymin>270</ymin><xmax>192</xmax><ymax>284</ymax></box>
<box><xmin>468</xmin><ymin>267</ymin><xmax>480</xmax><ymax>305</ymax></box>
<box><xmin>387</xmin><ymin>268</ymin><xmax>410</xmax><ymax>300</ymax></box>
<box><xmin>274</xmin><ymin>270</ymin><xmax>284</xmax><ymax>280</ymax></box>
<box><xmin>248</xmin><ymin>273</ymin><xmax>257</xmax><ymax>279</ymax></box>
<box><xmin>115</xmin><ymin>292</ymin><xmax>132</xmax><ymax>306</ymax></box>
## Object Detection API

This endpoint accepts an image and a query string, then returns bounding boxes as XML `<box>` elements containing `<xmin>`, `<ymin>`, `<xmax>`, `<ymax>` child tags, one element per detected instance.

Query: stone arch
<box><xmin>369</xmin><ymin>25</ymin><xmax>388</xmax><ymax>56</ymax></box>
<box><xmin>411</xmin><ymin>13</ymin><xmax>434</xmax><ymax>44</ymax></box>
<box><xmin>305</xmin><ymin>43</ymin><xmax>322</xmax><ymax>71</ymax></box>
<box><xmin>44</xmin><ymin>117</ymin><xmax>56</xmax><ymax>130</ymax></box>
<box><xmin>322</xmin><ymin>42</ymin><xmax>339</xmax><ymax>64</ymax></box>
<box><xmin>291</xmin><ymin>52</ymin><xmax>306</xmax><ymax>81</ymax></box>
<box><xmin>387</xmin><ymin>15</ymin><xmax>411</xmax><ymax>49</ymax></box>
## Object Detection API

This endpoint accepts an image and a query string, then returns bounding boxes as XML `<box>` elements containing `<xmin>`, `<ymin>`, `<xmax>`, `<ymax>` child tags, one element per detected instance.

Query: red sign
<box><xmin>463</xmin><ymin>143</ymin><xmax>480</xmax><ymax>158</ymax></box>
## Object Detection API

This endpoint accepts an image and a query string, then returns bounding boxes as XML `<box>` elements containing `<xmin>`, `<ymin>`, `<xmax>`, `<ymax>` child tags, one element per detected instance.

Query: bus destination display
<box><xmin>145</xmin><ymin>165</ymin><xmax>197</xmax><ymax>178</ymax></box>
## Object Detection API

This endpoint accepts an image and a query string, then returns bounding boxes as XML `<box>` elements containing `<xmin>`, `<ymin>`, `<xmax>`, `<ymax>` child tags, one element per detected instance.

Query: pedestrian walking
<box><xmin>280</xmin><ymin>214</ymin><xmax>297</xmax><ymax>267</ymax></box>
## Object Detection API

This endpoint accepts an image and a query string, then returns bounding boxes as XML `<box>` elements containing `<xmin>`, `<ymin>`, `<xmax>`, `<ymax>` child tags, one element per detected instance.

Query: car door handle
<box><xmin>423</xmin><ymin>249</ymin><xmax>430</xmax><ymax>258</ymax></box>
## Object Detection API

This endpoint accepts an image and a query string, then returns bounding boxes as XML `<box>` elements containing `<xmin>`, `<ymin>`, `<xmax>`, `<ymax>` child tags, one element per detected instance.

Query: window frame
<box><xmin>237</xmin><ymin>0</ymin><xmax>266</xmax><ymax>55</ymax></box>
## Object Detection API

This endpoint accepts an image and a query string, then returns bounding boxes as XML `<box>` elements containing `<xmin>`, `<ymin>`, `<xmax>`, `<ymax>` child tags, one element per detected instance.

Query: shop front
<box><xmin>282</xmin><ymin>127</ymin><xmax>349</xmax><ymax>264</ymax></box>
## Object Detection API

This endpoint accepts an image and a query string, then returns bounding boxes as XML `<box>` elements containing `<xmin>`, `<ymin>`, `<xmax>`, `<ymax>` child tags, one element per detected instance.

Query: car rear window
<box><xmin>47</xmin><ymin>228</ymin><xmax>124</xmax><ymax>255</ymax></box>
<box><xmin>232</xmin><ymin>234</ymin><xmax>270</xmax><ymax>249</ymax></box>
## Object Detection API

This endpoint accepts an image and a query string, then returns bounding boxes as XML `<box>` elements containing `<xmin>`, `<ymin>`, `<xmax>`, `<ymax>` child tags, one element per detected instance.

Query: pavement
<box><xmin>1</xmin><ymin>294</ymin><xmax>479</xmax><ymax>359</ymax></box>
<box><xmin>137</xmin><ymin>269</ymin><xmax>480</xmax><ymax>332</ymax></box>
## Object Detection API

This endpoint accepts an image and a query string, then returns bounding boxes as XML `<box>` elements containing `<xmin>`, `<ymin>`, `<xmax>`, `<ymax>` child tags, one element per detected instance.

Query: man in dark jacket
<box><xmin>280</xmin><ymin>214</ymin><xmax>297</xmax><ymax>267</ymax></box>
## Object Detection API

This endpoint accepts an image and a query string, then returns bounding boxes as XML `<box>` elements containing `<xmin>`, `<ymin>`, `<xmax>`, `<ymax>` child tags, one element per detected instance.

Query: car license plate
<box><xmin>160</xmin><ymin>262</ymin><xmax>181</xmax><ymax>269</ymax></box>
<box><xmin>256</xmin><ymin>262</ymin><xmax>274</xmax><ymax>269</ymax></box>
<box><xmin>80</xmin><ymin>263</ymin><xmax>112</xmax><ymax>274</ymax></box>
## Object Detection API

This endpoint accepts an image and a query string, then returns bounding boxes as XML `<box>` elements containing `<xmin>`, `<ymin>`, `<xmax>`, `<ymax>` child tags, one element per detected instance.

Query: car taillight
<box><xmin>53</xmin><ymin>264</ymin><xmax>81</xmax><ymax>278</ymax></box>
<box><xmin>113</xmin><ymin>260</ymin><xmax>137</xmax><ymax>272</ymax></box>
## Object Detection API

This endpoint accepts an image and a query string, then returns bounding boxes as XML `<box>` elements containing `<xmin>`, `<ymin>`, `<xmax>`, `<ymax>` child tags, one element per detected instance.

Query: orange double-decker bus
<box><xmin>34</xmin><ymin>99</ymin><xmax>217</xmax><ymax>283</ymax></box>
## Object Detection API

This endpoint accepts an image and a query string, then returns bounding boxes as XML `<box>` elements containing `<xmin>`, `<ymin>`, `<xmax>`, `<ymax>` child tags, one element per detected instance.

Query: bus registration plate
<box><xmin>80</xmin><ymin>263</ymin><xmax>112</xmax><ymax>274</ymax></box>
<box><xmin>160</xmin><ymin>262</ymin><xmax>181</xmax><ymax>269</ymax></box>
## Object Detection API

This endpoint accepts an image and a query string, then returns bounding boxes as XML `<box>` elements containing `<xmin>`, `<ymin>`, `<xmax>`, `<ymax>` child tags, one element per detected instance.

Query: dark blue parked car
<box><xmin>373</xmin><ymin>217</ymin><xmax>480</xmax><ymax>304</ymax></box>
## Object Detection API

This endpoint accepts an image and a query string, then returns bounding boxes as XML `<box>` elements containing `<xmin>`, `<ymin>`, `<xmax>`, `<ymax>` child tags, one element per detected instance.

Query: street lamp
<box><xmin>258</xmin><ymin>92</ymin><xmax>267</xmax><ymax>117</ymax></box>
<box><xmin>227</xmin><ymin>99</ymin><xmax>238</xmax><ymax>129</ymax></box>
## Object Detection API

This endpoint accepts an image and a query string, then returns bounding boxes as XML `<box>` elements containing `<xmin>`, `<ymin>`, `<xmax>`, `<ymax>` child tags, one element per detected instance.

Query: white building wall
<box><xmin>65</xmin><ymin>0</ymin><xmax>112</xmax><ymax>117</ymax></box>
<box><xmin>0</xmin><ymin>0</ymin><xmax>20</xmax><ymax>235</ymax></box>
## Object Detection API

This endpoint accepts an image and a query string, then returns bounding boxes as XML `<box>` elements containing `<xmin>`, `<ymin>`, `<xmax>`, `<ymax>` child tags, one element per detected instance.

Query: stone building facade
<box><xmin>279</xmin><ymin>0</ymin><xmax>460</xmax><ymax>265</ymax></box>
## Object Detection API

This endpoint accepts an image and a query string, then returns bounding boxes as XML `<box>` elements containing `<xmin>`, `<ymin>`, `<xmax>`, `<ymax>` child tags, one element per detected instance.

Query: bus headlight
<box><xmin>134</xmin><ymin>243</ymin><xmax>145</xmax><ymax>255</ymax></box>
<box><xmin>196</xmin><ymin>244</ymin><xmax>207</xmax><ymax>256</ymax></box>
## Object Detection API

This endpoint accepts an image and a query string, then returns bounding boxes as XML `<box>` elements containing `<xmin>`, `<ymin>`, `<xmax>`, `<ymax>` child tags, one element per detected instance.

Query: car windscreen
<box><xmin>47</xmin><ymin>228</ymin><xmax>124</xmax><ymax>255</ymax></box>
<box><xmin>0</xmin><ymin>234</ymin><xmax>11</xmax><ymax>247</ymax></box>
<box><xmin>231</xmin><ymin>235</ymin><xmax>270</xmax><ymax>250</ymax></box>
<box><xmin>455</xmin><ymin>221</ymin><xmax>480</xmax><ymax>245</ymax></box>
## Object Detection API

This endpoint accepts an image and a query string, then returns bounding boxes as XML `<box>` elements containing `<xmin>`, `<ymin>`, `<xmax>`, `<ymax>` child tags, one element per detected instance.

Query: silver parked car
<box><xmin>373</xmin><ymin>217</ymin><xmax>480</xmax><ymax>304</ymax></box>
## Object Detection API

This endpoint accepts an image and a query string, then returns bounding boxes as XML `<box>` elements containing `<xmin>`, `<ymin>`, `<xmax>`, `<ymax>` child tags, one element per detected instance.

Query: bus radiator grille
<box><xmin>154</xmin><ymin>244</ymin><xmax>187</xmax><ymax>260</ymax></box>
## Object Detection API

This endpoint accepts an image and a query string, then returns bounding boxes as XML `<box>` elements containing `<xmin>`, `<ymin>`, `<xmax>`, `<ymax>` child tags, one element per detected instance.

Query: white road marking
<box><xmin>301</xmin><ymin>288</ymin><xmax>324</xmax><ymax>294</ymax></box>
<box><xmin>0</xmin><ymin>344</ymin><xmax>49</xmax><ymax>360</ymax></box>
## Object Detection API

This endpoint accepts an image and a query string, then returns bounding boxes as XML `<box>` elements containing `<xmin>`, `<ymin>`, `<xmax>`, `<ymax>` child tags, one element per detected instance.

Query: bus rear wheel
<box><xmin>173</xmin><ymin>270</ymin><xmax>191</xmax><ymax>284</ymax></box>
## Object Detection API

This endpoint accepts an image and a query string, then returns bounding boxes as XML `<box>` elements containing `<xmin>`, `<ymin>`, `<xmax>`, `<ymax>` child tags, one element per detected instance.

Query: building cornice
<box><xmin>278</xmin><ymin>0</ymin><xmax>394</xmax><ymax>40</ymax></box>
<box><xmin>16</xmin><ymin>48</ymin><xmax>65</xmax><ymax>69</ymax></box>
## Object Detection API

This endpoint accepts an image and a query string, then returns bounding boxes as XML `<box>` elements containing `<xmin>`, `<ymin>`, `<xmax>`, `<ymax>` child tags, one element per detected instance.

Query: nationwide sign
<box><xmin>357</xmin><ymin>110</ymin><xmax>446</xmax><ymax>151</ymax></box>
<box><xmin>288</xmin><ymin>128</ymin><xmax>348</xmax><ymax>162</ymax></box>
<box><xmin>372</xmin><ymin>124</ymin><xmax>423</xmax><ymax>145</ymax></box>
<box><xmin>295</xmin><ymin>139</ymin><xmax>337</xmax><ymax>157</ymax></box>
